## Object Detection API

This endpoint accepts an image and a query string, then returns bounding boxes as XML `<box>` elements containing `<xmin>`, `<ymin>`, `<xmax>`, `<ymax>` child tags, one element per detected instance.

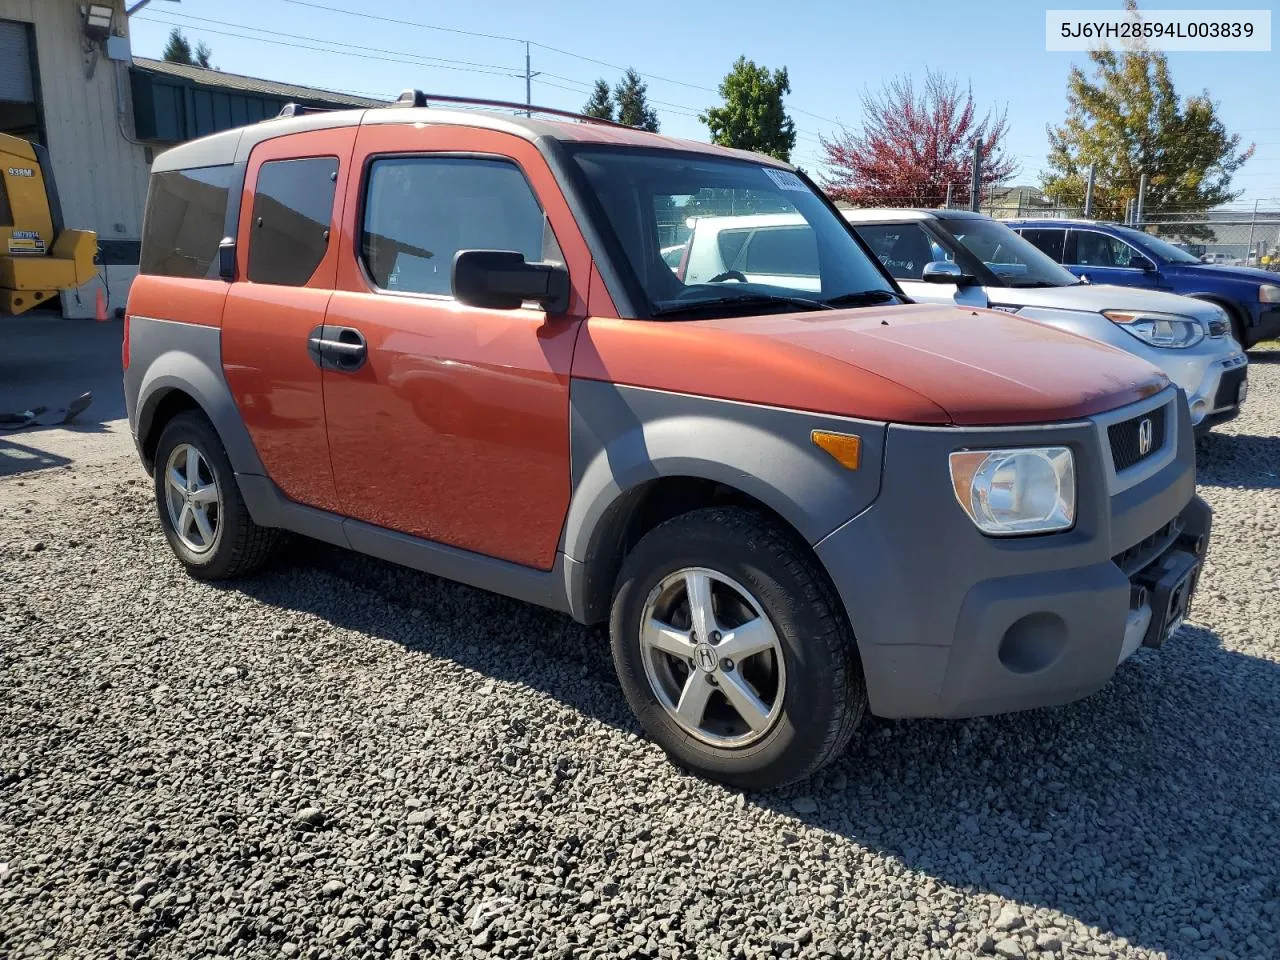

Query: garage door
<box><xmin>0</xmin><ymin>21</ymin><xmax>35</xmax><ymax>104</ymax></box>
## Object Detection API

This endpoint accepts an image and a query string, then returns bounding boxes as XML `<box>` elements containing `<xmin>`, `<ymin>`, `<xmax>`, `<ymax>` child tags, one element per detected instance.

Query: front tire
<box><xmin>610</xmin><ymin>507</ymin><xmax>866</xmax><ymax>789</ymax></box>
<box><xmin>152</xmin><ymin>411</ymin><xmax>277</xmax><ymax>580</ymax></box>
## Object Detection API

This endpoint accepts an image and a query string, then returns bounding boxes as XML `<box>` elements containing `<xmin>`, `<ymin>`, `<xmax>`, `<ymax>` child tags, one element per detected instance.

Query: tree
<box><xmin>700</xmin><ymin>57</ymin><xmax>796</xmax><ymax>162</ymax></box>
<box><xmin>1041</xmin><ymin>0</ymin><xmax>1252</xmax><ymax>228</ymax></box>
<box><xmin>162</xmin><ymin>28</ymin><xmax>193</xmax><ymax>65</ymax></box>
<box><xmin>582</xmin><ymin>79</ymin><xmax>613</xmax><ymax>121</ymax></box>
<box><xmin>194</xmin><ymin>40</ymin><xmax>213</xmax><ymax>69</ymax></box>
<box><xmin>614</xmin><ymin>68</ymin><xmax>659</xmax><ymax>132</ymax></box>
<box><xmin>819</xmin><ymin>69</ymin><xmax>1016</xmax><ymax>206</ymax></box>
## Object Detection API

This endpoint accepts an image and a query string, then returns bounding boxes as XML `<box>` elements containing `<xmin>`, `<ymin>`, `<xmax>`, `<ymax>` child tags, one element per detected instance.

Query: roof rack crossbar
<box><xmin>390</xmin><ymin>89</ymin><xmax>633</xmax><ymax>129</ymax></box>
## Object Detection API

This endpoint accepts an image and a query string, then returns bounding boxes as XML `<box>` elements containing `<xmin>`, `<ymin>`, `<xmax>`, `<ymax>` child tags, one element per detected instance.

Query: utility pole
<box><xmin>1135</xmin><ymin>173</ymin><xmax>1147</xmax><ymax>227</ymax></box>
<box><xmin>944</xmin><ymin>183</ymin><xmax>953</xmax><ymax>209</ymax></box>
<box><xmin>1084</xmin><ymin>164</ymin><xmax>1095</xmax><ymax>218</ymax></box>
<box><xmin>1246</xmin><ymin>199</ymin><xmax>1260</xmax><ymax>263</ymax></box>
<box><xmin>969</xmin><ymin>140</ymin><xmax>981</xmax><ymax>213</ymax></box>
<box><xmin>525</xmin><ymin>42</ymin><xmax>532</xmax><ymax>117</ymax></box>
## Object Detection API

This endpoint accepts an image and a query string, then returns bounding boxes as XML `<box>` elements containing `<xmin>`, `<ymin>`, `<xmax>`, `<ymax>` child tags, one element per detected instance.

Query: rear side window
<box><xmin>248</xmin><ymin>157</ymin><xmax>339</xmax><ymax>286</ymax></box>
<box><xmin>1019</xmin><ymin>228</ymin><xmax>1067</xmax><ymax>262</ymax></box>
<box><xmin>140</xmin><ymin>165</ymin><xmax>233</xmax><ymax>278</ymax></box>
<box><xmin>741</xmin><ymin>226</ymin><xmax>819</xmax><ymax>277</ymax></box>
<box><xmin>361</xmin><ymin>156</ymin><xmax>559</xmax><ymax>296</ymax></box>
<box><xmin>853</xmin><ymin>223</ymin><xmax>937</xmax><ymax>280</ymax></box>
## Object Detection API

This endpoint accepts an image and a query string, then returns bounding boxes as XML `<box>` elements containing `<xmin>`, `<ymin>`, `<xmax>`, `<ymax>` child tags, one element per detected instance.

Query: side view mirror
<box><xmin>922</xmin><ymin>260</ymin><xmax>974</xmax><ymax>285</ymax></box>
<box><xmin>452</xmin><ymin>250</ymin><xmax>570</xmax><ymax>314</ymax></box>
<box><xmin>217</xmin><ymin>237</ymin><xmax>236</xmax><ymax>281</ymax></box>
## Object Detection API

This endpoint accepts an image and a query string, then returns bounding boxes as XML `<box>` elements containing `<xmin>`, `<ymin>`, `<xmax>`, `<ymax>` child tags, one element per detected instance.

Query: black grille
<box><xmin>1108</xmin><ymin>404</ymin><xmax>1167</xmax><ymax>472</ymax></box>
<box><xmin>1112</xmin><ymin>517</ymin><xmax>1183</xmax><ymax>578</ymax></box>
<box><xmin>1214</xmin><ymin>366</ymin><xmax>1247</xmax><ymax>410</ymax></box>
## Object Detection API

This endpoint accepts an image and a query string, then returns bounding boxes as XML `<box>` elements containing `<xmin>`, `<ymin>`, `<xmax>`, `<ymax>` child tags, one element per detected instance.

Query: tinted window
<box><xmin>140</xmin><ymin>165</ymin><xmax>233</xmax><ymax>278</ymax></box>
<box><xmin>248</xmin><ymin>157</ymin><xmax>338</xmax><ymax>286</ymax></box>
<box><xmin>741</xmin><ymin>226</ymin><xmax>819</xmax><ymax>277</ymax></box>
<box><xmin>854</xmin><ymin>223</ymin><xmax>937</xmax><ymax>280</ymax></box>
<box><xmin>1019</xmin><ymin>228</ymin><xmax>1066</xmax><ymax>262</ymax></box>
<box><xmin>362</xmin><ymin>157</ymin><xmax>557</xmax><ymax>296</ymax></box>
<box><xmin>942</xmin><ymin>218</ymin><xmax>1080</xmax><ymax>286</ymax></box>
<box><xmin>1072</xmin><ymin>231</ymin><xmax>1140</xmax><ymax>268</ymax></box>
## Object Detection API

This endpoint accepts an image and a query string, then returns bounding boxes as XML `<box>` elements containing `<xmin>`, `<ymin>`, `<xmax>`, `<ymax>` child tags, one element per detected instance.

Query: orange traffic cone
<box><xmin>94</xmin><ymin>287</ymin><xmax>108</xmax><ymax>322</ymax></box>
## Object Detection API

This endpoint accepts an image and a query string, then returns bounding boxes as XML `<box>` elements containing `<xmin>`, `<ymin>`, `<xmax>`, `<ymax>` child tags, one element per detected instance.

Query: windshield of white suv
<box><xmin>939</xmin><ymin>217</ymin><xmax>1081</xmax><ymax>287</ymax></box>
<box><xmin>1111</xmin><ymin>225</ymin><xmax>1203</xmax><ymax>264</ymax></box>
<box><xmin>567</xmin><ymin>147</ymin><xmax>898</xmax><ymax>318</ymax></box>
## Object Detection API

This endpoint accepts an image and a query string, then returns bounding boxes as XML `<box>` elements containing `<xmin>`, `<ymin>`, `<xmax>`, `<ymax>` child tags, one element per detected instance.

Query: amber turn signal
<box><xmin>811</xmin><ymin>430</ymin><xmax>861</xmax><ymax>470</ymax></box>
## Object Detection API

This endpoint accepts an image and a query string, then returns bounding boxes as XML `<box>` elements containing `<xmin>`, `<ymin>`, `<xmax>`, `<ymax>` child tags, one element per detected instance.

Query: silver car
<box><xmin>844</xmin><ymin>209</ymin><xmax>1248</xmax><ymax>435</ymax></box>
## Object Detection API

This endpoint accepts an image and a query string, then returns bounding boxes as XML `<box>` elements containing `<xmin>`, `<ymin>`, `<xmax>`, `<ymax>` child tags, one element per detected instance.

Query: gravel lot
<box><xmin>2</xmin><ymin>345</ymin><xmax>1278</xmax><ymax>960</ymax></box>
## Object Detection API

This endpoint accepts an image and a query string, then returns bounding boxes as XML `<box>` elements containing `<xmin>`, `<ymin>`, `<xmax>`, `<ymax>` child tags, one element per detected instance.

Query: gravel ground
<box><xmin>2</xmin><ymin>349</ymin><xmax>1278</xmax><ymax>960</ymax></box>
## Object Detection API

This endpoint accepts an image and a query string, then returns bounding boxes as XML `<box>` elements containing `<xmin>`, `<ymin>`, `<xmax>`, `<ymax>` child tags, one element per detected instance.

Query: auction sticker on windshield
<box><xmin>763</xmin><ymin>168</ymin><xmax>807</xmax><ymax>192</ymax></box>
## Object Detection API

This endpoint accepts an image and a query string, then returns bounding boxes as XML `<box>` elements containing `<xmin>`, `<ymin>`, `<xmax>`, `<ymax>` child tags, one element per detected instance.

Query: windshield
<box><xmin>938</xmin><ymin>217</ymin><xmax>1081</xmax><ymax>287</ymax></box>
<box><xmin>567</xmin><ymin>147</ymin><xmax>895</xmax><ymax>317</ymax></box>
<box><xmin>1111</xmin><ymin>225</ymin><xmax>1202</xmax><ymax>264</ymax></box>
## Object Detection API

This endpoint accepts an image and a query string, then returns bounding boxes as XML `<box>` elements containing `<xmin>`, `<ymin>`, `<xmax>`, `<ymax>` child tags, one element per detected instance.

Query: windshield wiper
<box><xmin>650</xmin><ymin>293</ymin><xmax>835</xmax><ymax>318</ymax></box>
<box><xmin>822</xmin><ymin>289</ymin><xmax>903</xmax><ymax>307</ymax></box>
<box><xmin>1007</xmin><ymin>280</ymin><xmax>1066</xmax><ymax>289</ymax></box>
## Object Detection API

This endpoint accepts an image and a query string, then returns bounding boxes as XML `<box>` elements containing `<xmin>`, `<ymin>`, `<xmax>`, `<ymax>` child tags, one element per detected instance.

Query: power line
<box><xmin>272</xmin><ymin>0</ymin><xmax>842</xmax><ymax>125</ymax></box>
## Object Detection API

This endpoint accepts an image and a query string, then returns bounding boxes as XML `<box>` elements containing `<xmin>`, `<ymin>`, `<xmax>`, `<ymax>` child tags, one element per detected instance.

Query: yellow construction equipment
<box><xmin>1</xmin><ymin>133</ymin><xmax>97</xmax><ymax>316</ymax></box>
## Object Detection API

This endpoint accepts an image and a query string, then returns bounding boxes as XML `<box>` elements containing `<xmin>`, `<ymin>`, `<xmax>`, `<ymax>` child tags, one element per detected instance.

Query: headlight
<box><xmin>949</xmin><ymin>447</ymin><xmax>1076</xmax><ymax>536</ymax></box>
<box><xmin>1102</xmin><ymin>310</ymin><xmax>1204</xmax><ymax>348</ymax></box>
<box><xmin>1260</xmin><ymin>284</ymin><xmax>1280</xmax><ymax>304</ymax></box>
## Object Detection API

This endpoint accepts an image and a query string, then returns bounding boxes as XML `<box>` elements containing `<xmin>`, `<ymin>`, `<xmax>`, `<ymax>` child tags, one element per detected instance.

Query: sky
<box><xmin>125</xmin><ymin>0</ymin><xmax>1280</xmax><ymax>205</ymax></box>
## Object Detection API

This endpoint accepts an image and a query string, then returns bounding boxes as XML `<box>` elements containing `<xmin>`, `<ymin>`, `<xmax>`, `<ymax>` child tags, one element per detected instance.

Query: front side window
<box><xmin>140</xmin><ymin>165</ymin><xmax>233</xmax><ymax>279</ymax></box>
<box><xmin>570</xmin><ymin>147</ymin><xmax>896</xmax><ymax>317</ymax></box>
<box><xmin>361</xmin><ymin>156</ymin><xmax>559</xmax><ymax>296</ymax></box>
<box><xmin>1072</xmin><ymin>231</ymin><xmax>1141</xmax><ymax>268</ymax></box>
<box><xmin>1019</xmin><ymin>228</ymin><xmax>1067</xmax><ymax>263</ymax></box>
<box><xmin>852</xmin><ymin>223</ymin><xmax>939</xmax><ymax>281</ymax></box>
<box><xmin>1110</xmin><ymin>225</ymin><xmax>1201</xmax><ymax>264</ymax></box>
<box><xmin>248</xmin><ymin>156</ymin><xmax>338</xmax><ymax>286</ymax></box>
<box><xmin>939</xmin><ymin>217</ymin><xmax>1080</xmax><ymax>287</ymax></box>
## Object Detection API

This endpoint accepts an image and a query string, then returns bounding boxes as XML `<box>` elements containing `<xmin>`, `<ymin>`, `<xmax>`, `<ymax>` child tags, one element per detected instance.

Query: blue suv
<box><xmin>1009</xmin><ymin>218</ymin><xmax>1280</xmax><ymax>350</ymax></box>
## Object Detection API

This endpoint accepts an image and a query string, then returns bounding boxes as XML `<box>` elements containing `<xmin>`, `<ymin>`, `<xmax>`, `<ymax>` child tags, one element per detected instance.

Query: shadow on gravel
<box><xmin>0</xmin><ymin>436</ymin><xmax>73</xmax><ymax>478</ymax></box>
<box><xmin>1196</xmin><ymin>432</ymin><xmax>1280</xmax><ymax>489</ymax></box>
<box><xmin>227</xmin><ymin>535</ymin><xmax>1280</xmax><ymax>959</ymax></box>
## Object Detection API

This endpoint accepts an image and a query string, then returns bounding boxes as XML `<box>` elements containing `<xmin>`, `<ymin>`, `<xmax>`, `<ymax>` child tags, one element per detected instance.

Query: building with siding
<box><xmin>0</xmin><ymin>0</ymin><xmax>381</xmax><ymax>316</ymax></box>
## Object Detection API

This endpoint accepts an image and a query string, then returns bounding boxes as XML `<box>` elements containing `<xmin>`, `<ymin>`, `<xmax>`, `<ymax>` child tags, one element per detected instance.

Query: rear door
<box><xmin>320</xmin><ymin>124</ymin><xmax>591</xmax><ymax>570</ymax></box>
<box><xmin>221</xmin><ymin>127</ymin><xmax>356</xmax><ymax>513</ymax></box>
<box><xmin>852</xmin><ymin>221</ymin><xmax>987</xmax><ymax>307</ymax></box>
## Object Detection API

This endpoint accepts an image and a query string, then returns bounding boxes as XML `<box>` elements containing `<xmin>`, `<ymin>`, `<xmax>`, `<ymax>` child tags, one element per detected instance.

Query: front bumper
<box><xmin>1246</xmin><ymin>304</ymin><xmax>1280</xmax><ymax>348</ymax></box>
<box><xmin>816</xmin><ymin>387</ymin><xmax>1209</xmax><ymax>719</ymax></box>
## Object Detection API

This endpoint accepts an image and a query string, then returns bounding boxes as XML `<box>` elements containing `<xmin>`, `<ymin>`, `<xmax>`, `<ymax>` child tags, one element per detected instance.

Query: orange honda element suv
<box><xmin>125</xmin><ymin>91</ymin><xmax>1211</xmax><ymax>788</ymax></box>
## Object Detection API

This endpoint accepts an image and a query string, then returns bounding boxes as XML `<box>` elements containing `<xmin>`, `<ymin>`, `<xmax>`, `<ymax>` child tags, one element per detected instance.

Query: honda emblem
<box><xmin>1137</xmin><ymin>417</ymin><xmax>1154</xmax><ymax>456</ymax></box>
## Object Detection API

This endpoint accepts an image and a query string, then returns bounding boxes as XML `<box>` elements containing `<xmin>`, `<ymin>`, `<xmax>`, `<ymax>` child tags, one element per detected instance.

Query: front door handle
<box><xmin>307</xmin><ymin>325</ymin><xmax>367</xmax><ymax>372</ymax></box>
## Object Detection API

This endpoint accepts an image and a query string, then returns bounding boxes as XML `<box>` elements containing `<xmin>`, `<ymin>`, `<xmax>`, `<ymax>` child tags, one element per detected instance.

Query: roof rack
<box><xmin>275</xmin><ymin>103</ymin><xmax>338</xmax><ymax>118</ymax></box>
<box><xmin>389</xmin><ymin>89</ymin><xmax>632</xmax><ymax>129</ymax></box>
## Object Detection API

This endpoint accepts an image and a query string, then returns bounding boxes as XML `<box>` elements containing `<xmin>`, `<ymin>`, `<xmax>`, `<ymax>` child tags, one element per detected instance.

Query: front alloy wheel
<box><xmin>639</xmin><ymin>567</ymin><xmax>786</xmax><ymax>747</ymax></box>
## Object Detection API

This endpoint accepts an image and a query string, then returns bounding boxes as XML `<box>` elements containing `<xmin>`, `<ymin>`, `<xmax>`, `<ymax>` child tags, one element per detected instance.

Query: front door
<box><xmin>1067</xmin><ymin>229</ymin><xmax>1153</xmax><ymax>288</ymax></box>
<box><xmin>321</xmin><ymin>125</ymin><xmax>593</xmax><ymax>571</ymax></box>
<box><xmin>853</xmin><ymin>221</ymin><xmax>988</xmax><ymax>307</ymax></box>
<box><xmin>221</xmin><ymin>128</ymin><xmax>356</xmax><ymax>514</ymax></box>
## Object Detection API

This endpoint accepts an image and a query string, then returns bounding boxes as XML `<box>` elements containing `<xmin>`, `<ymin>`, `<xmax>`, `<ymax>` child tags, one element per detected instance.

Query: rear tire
<box><xmin>152</xmin><ymin>411</ymin><xmax>277</xmax><ymax>580</ymax></box>
<box><xmin>610</xmin><ymin>507</ymin><xmax>866</xmax><ymax>789</ymax></box>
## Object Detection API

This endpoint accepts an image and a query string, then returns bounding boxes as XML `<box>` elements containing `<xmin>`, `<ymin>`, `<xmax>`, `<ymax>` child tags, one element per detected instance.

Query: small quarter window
<box><xmin>248</xmin><ymin>157</ymin><xmax>339</xmax><ymax>286</ymax></box>
<box><xmin>139</xmin><ymin>164</ymin><xmax>233</xmax><ymax>279</ymax></box>
<box><xmin>361</xmin><ymin>156</ymin><xmax>558</xmax><ymax>296</ymax></box>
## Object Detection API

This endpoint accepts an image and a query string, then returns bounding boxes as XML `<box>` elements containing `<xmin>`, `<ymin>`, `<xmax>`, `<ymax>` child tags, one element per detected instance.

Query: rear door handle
<box><xmin>307</xmin><ymin>325</ymin><xmax>367</xmax><ymax>372</ymax></box>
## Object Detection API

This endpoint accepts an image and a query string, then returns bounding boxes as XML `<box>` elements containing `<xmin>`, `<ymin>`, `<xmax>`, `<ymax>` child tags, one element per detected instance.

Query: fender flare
<box><xmin>136</xmin><ymin>348</ymin><xmax>266</xmax><ymax>477</ymax></box>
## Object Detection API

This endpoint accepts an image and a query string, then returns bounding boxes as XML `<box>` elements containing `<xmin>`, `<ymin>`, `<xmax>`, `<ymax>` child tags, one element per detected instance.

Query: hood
<box><xmin>575</xmin><ymin>304</ymin><xmax>1169</xmax><ymax>427</ymax></box>
<box><xmin>1169</xmin><ymin>262</ymin><xmax>1280</xmax><ymax>285</ymax></box>
<box><xmin>987</xmin><ymin>282</ymin><xmax>1225</xmax><ymax>322</ymax></box>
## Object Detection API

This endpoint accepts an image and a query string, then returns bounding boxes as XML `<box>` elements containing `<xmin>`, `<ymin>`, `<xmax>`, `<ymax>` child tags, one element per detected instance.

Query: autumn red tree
<box><xmin>820</xmin><ymin>70</ymin><xmax>1017</xmax><ymax>206</ymax></box>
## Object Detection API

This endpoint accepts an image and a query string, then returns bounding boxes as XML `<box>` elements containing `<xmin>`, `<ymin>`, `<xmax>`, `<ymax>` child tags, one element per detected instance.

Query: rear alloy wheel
<box><xmin>611</xmin><ymin>507</ymin><xmax>866</xmax><ymax>789</ymax></box>
<box><xmin>153</xmin><ymin>411</ymin><xmax>278</xmax><ymax>580</ymax></box>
